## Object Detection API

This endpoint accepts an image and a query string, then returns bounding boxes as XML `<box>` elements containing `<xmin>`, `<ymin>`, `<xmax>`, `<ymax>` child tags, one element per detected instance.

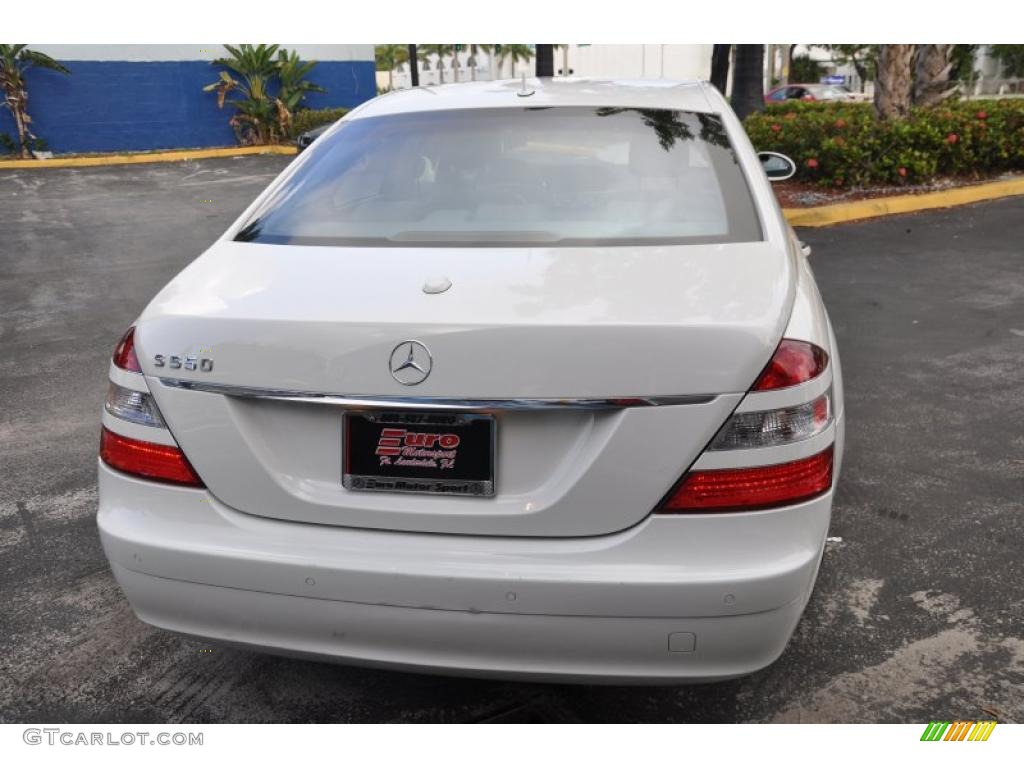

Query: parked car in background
<box><xmin>765</xmin><ymin>83</ymin><xmax>867</xmax><ymax>104</ymax></box>
<box><xmin>98</xmin><ymin>78</ymin><xmax>843</xmax><ymax>683</ymax></box>
<box><xmin>296</xmin><ymin>122</ymin><xmax>333</xmax><ymax>152</ymax></box>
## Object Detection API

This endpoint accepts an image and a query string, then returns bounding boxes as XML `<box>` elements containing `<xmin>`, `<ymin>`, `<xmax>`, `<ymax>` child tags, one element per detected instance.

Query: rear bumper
<box><xmin>112</xmin><ymin>563</ymin><xmax>807</xmax><ymax>684</ymax></box>
<box><xmin>97</xmin><ymin>460</ymin><xmax>834</xmax><ymax>683</ymax></box>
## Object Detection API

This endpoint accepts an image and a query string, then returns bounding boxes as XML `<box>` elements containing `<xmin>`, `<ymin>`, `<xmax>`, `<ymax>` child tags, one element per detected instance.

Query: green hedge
<box><xmin>291</xmin><ymin>107</ymin><xmax>349</xmax><ymax>138</ymax></box>
<box><xmin>743</xmin><ymin>99</ymin><xmax>1024</xmax><ymax>187</ymax></box>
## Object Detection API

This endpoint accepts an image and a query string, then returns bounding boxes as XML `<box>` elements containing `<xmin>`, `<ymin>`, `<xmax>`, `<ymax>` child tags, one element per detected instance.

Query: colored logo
<box><xmin>376</xmin><ymin>427</ymin><xmax>460</xmax><ymax>469</ymax></box>
<box><xmin>920</xmin><ymin>721</ymin><xmax>996</xmax><ymax>741</ymax></box>
<box><xmin>376</xmin><ymin>428</ymin><xmax>461</xmax><ymax>456</ymax></box>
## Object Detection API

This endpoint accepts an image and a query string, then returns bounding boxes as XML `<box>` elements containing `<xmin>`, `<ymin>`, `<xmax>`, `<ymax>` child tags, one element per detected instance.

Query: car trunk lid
<box><xmin>138</xmin><ymin>240</ymin><xmax>793</xmax><ymax>537</ymax></box>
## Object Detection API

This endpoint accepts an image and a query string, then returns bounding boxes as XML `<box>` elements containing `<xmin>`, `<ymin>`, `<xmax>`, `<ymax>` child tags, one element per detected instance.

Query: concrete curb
<box><xmin>783</xmin><ymin>177</ymin><xmax>1024</xmax><ymax>227</ymax></box>
<box><xmin>0</xmin><ymin>145</ymin><xmax>297</xmax><ymax>170</ymax></box>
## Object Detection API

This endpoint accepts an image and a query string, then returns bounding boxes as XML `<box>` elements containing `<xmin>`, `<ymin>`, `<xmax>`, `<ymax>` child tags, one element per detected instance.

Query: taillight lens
<box><xmin>105</xmin><ymin>383</ymin><xmax>165</xmax><ymax>428</ymax></box>
<box><xmin>112</xmin><ymin>327</ymin><xmax>142</xmax><ymax>373</ymax></box>
<box><xmin>710</xmin><ymin>390</ymin><xmax>831</xmax><ymax>450</ymax></box>
<box><xmin>753</xmin><ymin>339</ymin><xmax>828</xmax><ymax>391</ymax></box>
<box><xmin>659</xmin><ymin>446</ymin><xmax>834</xmax><ymax>513</ymax></box>
<box><xmin>100</xmin><ymin>427</ymin><xmax>204</xmax><ymax>487</ymax></box>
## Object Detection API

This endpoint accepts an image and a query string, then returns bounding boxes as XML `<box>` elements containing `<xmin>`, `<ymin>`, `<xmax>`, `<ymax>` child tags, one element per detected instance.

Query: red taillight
<box><xmin>112</xmin><ymin>327</ymin><xmax>142</xmax><ymax>373</ymax></box>
<box><xmin>659</xmin><ymin>446</ymin><xmax>833</xmax><ymax>513</ymax></box>
<box><xmin>752</xmin><ymin>339</ymin><xmax>828</xmax><ymax>391</ymax></box>
<box><xmin>100</xmin><ymin>427</ymin><xmax>204</xmax><ymax>487</ymax></box>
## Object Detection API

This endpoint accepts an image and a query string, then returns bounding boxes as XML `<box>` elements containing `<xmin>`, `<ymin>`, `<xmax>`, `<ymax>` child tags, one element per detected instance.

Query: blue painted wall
<box><xmin>0</xmin><ymin>60</ymin><xmax>376</xmax><ymax>154</ymax></box>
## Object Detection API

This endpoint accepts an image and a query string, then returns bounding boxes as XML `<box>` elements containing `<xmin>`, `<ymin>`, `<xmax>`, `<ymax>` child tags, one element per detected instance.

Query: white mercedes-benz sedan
<box><xmin>97</xmin><ymin>78</ymin><xmax>843</xmax><ymax>683</ymax></box>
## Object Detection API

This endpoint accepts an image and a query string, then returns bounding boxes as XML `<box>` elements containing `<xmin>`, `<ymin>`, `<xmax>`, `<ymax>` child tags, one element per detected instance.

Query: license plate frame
<box><xmin>343</xmin><ymin>410</ymin><xmax>496</xmax><ymax>497</ymax></box>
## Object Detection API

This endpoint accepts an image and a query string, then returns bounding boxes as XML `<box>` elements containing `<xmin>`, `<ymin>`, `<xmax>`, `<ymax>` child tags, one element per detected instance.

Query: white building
<box><xmin>379</xmin><ymin>45</ymin><xmax>1023</xmax><ymax>99</ymax></box>
<box><xmin>379</xmin><ymin>45</ymin><xmax>715</xmax><ymax>90</ymax></box>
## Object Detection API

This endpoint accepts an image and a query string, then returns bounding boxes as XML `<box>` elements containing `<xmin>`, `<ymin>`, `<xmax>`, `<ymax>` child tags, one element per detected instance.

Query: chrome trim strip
<box><xmin>156</xmin><ymin>378</ymin><xmax>717</xmax><ymax>411</ymax></box>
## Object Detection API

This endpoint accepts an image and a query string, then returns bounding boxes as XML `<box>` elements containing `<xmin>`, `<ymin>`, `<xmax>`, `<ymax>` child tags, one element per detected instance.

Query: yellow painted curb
<box><xmin>784</xmin><ymin>176</ymin><xmax>1024</xmax><ymax>227</ymax></box>
<box><xmin>0</xmin><ymin>144</ymin><xmax>297</xmax><ymax>170</ymax></box>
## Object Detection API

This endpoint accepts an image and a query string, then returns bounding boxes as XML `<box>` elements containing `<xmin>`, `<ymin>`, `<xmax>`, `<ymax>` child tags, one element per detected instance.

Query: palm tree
<box><xmin>534</xmin><ymin>44</ymin><xmax>569</xmax><ymax>77</ymax></box>
<box><xmin>419</xmin><ymin>44</ymin><xmax>454</xmax><ymax>84</ymax></box>
<box><xmin>874</xmin><ymin>44</ymin><xmax>916</xmax><ymax>119</ymax></box>
<box><xmin>276</xmin><ymin>49</ymin><xmax>325</xmax><ymax>137</ymax></box>
<box><xmin>535</xmin><ymin>44</ymin><xmax>554</xmax><ymax>77</ymax></box>
<box><xmin>466</xmin><ymin>45</ymin><xmax>495</xmax><ymax>81</ymax></box>
<box><xmin>710</xmin><ymin>45</ymin><xmax>731</xmax><ymax>93</ymax></box>
<box><xmin>451</xmin><ymin>45</ymin><xmax>461</xmax><ymax>83</ymax></box>
<box><xmin>730</xmin><ymin>44</ymin><xmax>764</xmax><ymax>120</ymax></box>
<box><xmin>204</xmin><ymin>44</ymin><xmax>281</xmax><ymax>145</ymax></box>
<box><xmin>0</xmin><ymin>44</ymin><xmax>70</xmax><ymax>158</ymax></box>
<box><xmin>914</xmin><ymin>44</ymin><xmax>956</xmax><ymax>107</ymax></box>
<box><xmin>497</xmin><ymin>44</ymin><xmax>533</xmax><ymax>78</ymax></box>
<box><xmin>375</xmin><ymin>44</ymin><xmax>408</xmax><ymax>90</ymax></box>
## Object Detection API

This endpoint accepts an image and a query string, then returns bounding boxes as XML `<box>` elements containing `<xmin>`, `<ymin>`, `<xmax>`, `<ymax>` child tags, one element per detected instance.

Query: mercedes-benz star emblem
<box><xmin>389</xmin><ymin>340</ymin><xmax>432</xmax><ymax>386</ymax></box>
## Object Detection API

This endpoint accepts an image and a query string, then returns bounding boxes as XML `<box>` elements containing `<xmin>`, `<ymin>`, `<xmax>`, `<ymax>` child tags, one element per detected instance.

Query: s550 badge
<box><xmin>153</xmin><ymin>354</ymin><xmax>214</xmax><ymax>372</ymax></box>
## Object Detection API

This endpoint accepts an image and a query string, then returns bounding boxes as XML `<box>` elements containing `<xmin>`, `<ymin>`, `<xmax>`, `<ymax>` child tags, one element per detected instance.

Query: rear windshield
<box><xmin>236</xmin><ymin>107</ymin><xmax>762</xmax><ymax>247</ymax></box>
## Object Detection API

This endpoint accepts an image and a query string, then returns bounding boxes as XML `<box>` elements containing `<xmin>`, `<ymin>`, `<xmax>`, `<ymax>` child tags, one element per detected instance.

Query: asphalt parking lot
<box><xmin>1</xmin><ymin>156</ymin><xmax>1021</xmax><ymax>723</ymax></box>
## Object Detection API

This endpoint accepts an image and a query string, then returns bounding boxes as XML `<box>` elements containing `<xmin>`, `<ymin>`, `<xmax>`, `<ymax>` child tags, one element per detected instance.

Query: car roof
<box><xmin>349</xmin><ymin>77</ymin><xmax>717</xmax><ymax>120</ymax></box>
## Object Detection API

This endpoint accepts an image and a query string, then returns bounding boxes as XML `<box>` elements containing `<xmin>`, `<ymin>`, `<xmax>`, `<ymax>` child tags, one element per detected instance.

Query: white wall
<box><xmin>567</xmin><ymin>45</ymin><xmax>712</xmax><ymax>80</ymax></box>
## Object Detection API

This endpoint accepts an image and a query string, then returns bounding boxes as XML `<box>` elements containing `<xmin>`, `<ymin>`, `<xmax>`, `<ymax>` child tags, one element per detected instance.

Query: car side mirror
<box><xmin>758</xmin><ymin>151</ymin><xmax>797</xmax><ymax>182</ymax></box>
